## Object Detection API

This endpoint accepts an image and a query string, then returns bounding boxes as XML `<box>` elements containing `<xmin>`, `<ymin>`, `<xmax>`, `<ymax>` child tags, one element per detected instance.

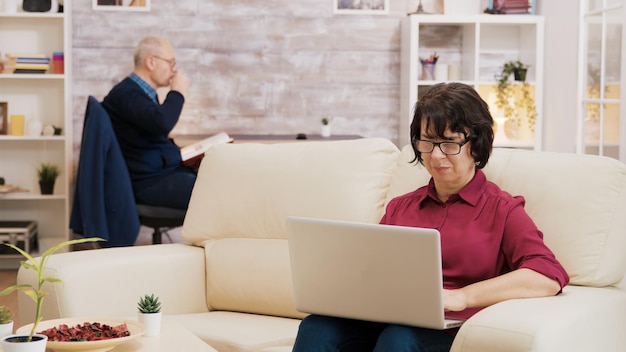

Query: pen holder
<box><xmin>421</xmin><ymin>62</ymin><xmax>436</xmax><ymax>80</ymax></box>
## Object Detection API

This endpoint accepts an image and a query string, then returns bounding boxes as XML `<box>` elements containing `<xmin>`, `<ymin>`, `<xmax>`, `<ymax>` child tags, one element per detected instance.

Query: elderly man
<box><xmin>102</xmin><ymin>36</ymin><xmax>194</xmax><ymax>210</ymax></box>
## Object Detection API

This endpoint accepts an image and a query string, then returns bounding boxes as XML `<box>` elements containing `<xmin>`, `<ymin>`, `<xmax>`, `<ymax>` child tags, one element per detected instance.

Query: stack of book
<box><xmin>496</xmin><ymin>0</ymin><xmax>532</xmax><ymax>14</ymax></box>
<box><xmin>5</xmin><ymin>54</ymin><xmax>50</xmax><ymax>74</ymax></box>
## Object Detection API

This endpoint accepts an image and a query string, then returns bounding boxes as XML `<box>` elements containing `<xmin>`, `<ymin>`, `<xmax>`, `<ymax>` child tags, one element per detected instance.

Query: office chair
<box><xmin>136</xmin><ymin>204</ymin><xmax>186</xmax><ymax>244</ymax></box>
<box><xmin>71</xmin><ymin>96</ymin><xmax>186</xmax><ymax>246</ymax></box>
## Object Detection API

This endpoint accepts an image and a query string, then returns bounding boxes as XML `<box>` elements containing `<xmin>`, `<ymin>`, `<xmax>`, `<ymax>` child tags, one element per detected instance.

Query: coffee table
<box><xmin>113</xmin><ymin>318</ymin><xmax>217</xmax><ymax>352</ymax></box>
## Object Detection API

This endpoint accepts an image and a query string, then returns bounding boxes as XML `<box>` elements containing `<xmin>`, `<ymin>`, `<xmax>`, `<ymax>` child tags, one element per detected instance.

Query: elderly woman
<box><xmin>292</xmin><ymin>82</ymin><xmax>569</xmax><ymax>352</ymax></box>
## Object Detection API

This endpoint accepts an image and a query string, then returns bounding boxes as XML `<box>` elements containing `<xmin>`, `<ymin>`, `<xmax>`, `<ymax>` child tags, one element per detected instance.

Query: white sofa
<box><xmin>18</xmin><ymin>138</ymin><xmax>626</xmax><ymax>351</ymax></box>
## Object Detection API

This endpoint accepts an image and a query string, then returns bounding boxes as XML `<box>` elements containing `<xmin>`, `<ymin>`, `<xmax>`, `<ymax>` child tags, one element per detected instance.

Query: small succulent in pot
<box><xmin>137</xmin><ymin>294</ymin><xmax>161</xmax><ymax>314</ymax></box>
<box><xmin>137</xmin><ymin>293</ymin><xmax>162</xmax><ymax>336</ymax></box>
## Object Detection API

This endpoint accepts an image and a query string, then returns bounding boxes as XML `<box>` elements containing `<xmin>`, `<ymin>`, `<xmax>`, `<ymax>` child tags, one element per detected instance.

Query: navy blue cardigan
<box><xmin>101</xmin><ymin>77</ymin><xmax>185</xmax><ymax>189</ymax></box>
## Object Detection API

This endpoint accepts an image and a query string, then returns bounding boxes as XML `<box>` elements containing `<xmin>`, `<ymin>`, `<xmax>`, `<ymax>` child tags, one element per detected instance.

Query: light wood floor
<box><xmin>0</xmin><ymin>226</ymin><xmax>186</xmax><ymax>332</ymax></box>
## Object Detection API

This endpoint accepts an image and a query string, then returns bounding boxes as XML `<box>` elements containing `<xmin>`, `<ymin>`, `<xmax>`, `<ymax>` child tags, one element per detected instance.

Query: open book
<box><xmin>180</xmin><ymin>131</ymin><xmax>233</xmax><ymax>166</ymax></box>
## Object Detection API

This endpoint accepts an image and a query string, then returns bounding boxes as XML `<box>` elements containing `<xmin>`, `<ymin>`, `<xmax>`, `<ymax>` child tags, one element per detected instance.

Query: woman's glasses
<box><xmin>414</xmin><ymin>139</ymin><xmax>470</xmax><ymax>155</ymax></box>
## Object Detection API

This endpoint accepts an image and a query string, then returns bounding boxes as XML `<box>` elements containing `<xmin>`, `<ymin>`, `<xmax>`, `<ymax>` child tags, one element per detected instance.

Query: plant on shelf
<box><xmin>36</xmin><ymin>162</ymin><xmax>60</xmax><ymax>195</ymax></box>
<box><xmin>321</xmin><ymin>117</ymin><xmax>331</xmax><ymax>138</ymax></box>
<box><xmin>137</xmin><ymin>293</ymin><xmax>162</xmax><ymax>337</ymax></box>
<box><xmin>494</xmin><ymin>60</ymin><xmax>537</xmax><ymax>132</ymax></box>
<box><xmin>0</xmin><ymin>237</ymin><xmax>104</xmax><ymax>345</ymax></box>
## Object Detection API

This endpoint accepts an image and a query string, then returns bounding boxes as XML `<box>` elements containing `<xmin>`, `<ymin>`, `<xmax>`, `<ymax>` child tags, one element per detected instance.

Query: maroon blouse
<box><xmin>380</xmin><ymin>169</ymin><xmax>570</xmax><ymax>320</ymax></box>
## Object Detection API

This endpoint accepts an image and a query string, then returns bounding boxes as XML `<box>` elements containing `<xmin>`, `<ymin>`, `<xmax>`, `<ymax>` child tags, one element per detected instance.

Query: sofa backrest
<box><xmin>183</xmin><ymin>138</ymin><xmax>401</xmax><ymax>318</ymax></box>
<box><xmin>387</xmin><ymin>146</ymin><xmax>626</xmax><ymax>287</ymax></box>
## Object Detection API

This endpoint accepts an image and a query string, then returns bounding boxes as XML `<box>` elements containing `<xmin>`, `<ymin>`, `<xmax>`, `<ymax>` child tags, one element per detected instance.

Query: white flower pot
<box><xmin>0</xmin><ymin>334</ymin><xmax>48</xmax><ymax>352</ymax></box>
<box><xmin>138</xmin><ymin>312</ymin><xmax>162</xmax><ymax>337</ymax></box>
<box><xmin>0</xmin><ymin>321</ymin><xmax>14</xmax><ymax>339</ymax></box>
<box><xmin>321</xmin><ymin>125</ymin><xmax>331</xmax><ymax>138</ymax></box>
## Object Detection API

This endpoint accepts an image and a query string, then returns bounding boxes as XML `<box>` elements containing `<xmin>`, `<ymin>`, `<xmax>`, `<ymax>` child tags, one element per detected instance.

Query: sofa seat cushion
<box><xmin>204</xmin><ymin>238</ymin><xmax>306</xmax><ymax>319</ymax></box>
<box><xmin>168</xmin><ymin>311</ymin><xmax>301</xmax><ymax>352</ymax></box>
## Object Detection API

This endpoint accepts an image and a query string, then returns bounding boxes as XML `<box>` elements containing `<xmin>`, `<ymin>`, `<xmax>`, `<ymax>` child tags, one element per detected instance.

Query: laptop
<box><xmin>286</xmin><ymin>216</ymin><xmax>465</xmax><ymax>330</ymax></box>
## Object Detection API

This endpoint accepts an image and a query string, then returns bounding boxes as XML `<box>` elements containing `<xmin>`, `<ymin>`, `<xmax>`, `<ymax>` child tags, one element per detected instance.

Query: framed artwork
<box><xmin>488</xmin><ymin>0</ymin><xmax>536</xmax><ymax>15</ymax></box>
<box><xmin>0</xmin><ymin>102</ymin><xmax>7</xmax><ymax>135</ymax></box>
<box><xmin>333</xmin><ymin>0</ymin><xmax>390</xmax><ymax>15</ymax></box>
<box><xmin>93</xmin><ymin>0</ymin><xmax>150</xmax><ymax>12</ymax></box>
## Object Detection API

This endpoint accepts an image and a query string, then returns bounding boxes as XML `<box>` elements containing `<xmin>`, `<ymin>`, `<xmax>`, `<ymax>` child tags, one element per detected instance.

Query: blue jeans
<box><xmin>292</xmin><ymin>315</ymin><xmax>454</xmax><ymax>352</ymax></box>
<box><xmin>134</xmin><ymin>169</ymin><xmax>196</xmax><ymax>210</ymax></box>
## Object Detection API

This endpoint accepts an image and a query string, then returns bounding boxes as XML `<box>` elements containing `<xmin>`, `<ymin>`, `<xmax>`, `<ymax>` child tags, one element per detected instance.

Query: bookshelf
<box><xmin>399</xmin><ymin>14</ymin><xmax>545</xmax><ymax>150</ymax></box>
<box><xmin>0</xmin><ymin>5</ymin><xmax>72</xmax><ymax>267</ymax></box>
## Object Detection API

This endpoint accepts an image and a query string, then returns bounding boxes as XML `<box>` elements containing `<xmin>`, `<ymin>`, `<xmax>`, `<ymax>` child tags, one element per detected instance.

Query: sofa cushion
<box><xmin>203</xmin><ymin>238</ymin><xmax>306</xmax><ymax>319</ymax></box>
<box><xmin>168</xmin><ymin>311</ymin><xmax>301</xmax><ymax>352</ymax></box>
<box><xmin>183</xmin><ymin>138</ymin><xmax>400</xmax><ymax>243</ymax></box>
<box><xmin>387</xmin><ymin>146</ymin><xmax>626</xmax><ymax>287</ymax></box>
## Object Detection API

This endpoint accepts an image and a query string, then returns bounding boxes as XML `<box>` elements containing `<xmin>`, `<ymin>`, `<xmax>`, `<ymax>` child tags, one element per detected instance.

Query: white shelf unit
<box><xmin>400</xmin><ymin>14</ymin><xmax>545</xmax><ymax>149</ymax></box>
<box><xmin>0</xmin><ymin>6</ymin><xmax>72</xmax><ymax>264</ymax></box>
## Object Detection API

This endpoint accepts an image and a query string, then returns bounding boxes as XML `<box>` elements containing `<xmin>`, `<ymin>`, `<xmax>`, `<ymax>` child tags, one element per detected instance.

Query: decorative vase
<box><xmin>39</xmin><ymin>181</ymin><xmax>54</xmax><ymax>195</ymax></box>
<box><xmin>138</xmin><ymin>312</ymin><xmax>162</xmax><ymax>337</ymax></box>
<box><xmin>0</xmin><ymin>334</ymin><xmax>48</xmax><ymax>352</ymax></box>
<box><xmin>321</xmin><ymin>125</ymin><xmax>331</xmax><ymax>138</ymax></box>
<box><xmin>514</xmin><ymin>68</ymin><xmax>527</xmax><ymax>81</ymax></box>
<box><xmin>0</xmin><ymin>321</ymin><xmax>13</xmax><ymax>339</ymax></box>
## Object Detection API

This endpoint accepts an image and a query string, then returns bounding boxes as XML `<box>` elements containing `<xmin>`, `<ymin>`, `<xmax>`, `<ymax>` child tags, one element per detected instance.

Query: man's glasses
<box><xmin>153</xmin><ymin>55</ymin><xmax>176</xmax><ymax>68</ymax></box>
<box><xmin>414</xmin><ymin>139</ymin><xmax>471</xmax><ymax>155</ymax></box>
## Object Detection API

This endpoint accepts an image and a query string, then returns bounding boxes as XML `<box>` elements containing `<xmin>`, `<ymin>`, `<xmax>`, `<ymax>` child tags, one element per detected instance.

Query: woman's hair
<box><xmin>409</xmin><ymin>82</ymin><xmax>494</xmax><ymax>169</ymax></box>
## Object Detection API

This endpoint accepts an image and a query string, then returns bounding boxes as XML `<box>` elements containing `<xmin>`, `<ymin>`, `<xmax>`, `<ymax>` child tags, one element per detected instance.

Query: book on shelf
<box><xmin>13</xmin><ymin>69</ymin><xmax>48</xmax><ymax>74</ymax></box>
<box><xmin>180</xmin><ymin>131</ymin><xmax>233</xmax><ymax>166</ymax></box>
<box><xmin>5</xmin><ymin>53</ymin><xmax>51</xmax><ymax>73</ymax></box>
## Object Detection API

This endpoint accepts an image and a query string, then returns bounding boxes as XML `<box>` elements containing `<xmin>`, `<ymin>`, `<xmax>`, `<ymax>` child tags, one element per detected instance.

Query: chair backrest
<box><xmin>69</xmin><ymin>96</ymin><xmax>140</xmax><ymax>247</ymax></box>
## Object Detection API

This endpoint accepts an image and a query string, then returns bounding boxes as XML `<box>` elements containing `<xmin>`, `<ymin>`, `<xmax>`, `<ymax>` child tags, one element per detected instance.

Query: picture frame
<box><xmin>488</xmin><ymin>0</ymin><xmax>536</xmax><ymax>15</ymax></box>
<box><xmin>92</xmin><ymin>0</ymin><xmax>150</xmax><ymax>12</ymax></box>
<box><xmin>333</xmin><ymin>0</ymin><xmax>389</xmax><ymax>15</ymax></box>
<box><xmin>0</xmin><ymin>102</ymin><xmax>7</xmax><ymax>135</ymax></box>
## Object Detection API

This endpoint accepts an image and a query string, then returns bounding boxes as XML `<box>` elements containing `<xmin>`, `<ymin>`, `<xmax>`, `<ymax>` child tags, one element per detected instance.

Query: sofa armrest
<box><xmin>18</xmin><ymin>244</ymin><xmax>208</xmax><ymax>325</ymax></box>
<box><xmin>451</xmin><ymin>285</ymin><xmax>626</xmax><ymax>352</ymax></box>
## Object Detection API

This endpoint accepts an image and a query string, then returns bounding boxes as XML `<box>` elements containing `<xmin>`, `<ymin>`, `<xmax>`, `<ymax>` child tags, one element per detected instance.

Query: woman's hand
<box><xmin>442</xmin><ymin>269</ymin><xmax>561</xmax><ymax>312</ymax></box>
<box><xmin>443</xmin><ymin>288</ymin><xmax>468</xmax><ymax>312</ymax></box>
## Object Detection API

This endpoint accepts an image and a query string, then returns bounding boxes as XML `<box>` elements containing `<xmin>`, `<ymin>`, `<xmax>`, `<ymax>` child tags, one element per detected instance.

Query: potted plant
<box><xmin>36</xmin><ymin>162</ymin><xmax>60</xmax><ymax>195</ymax></box>
<box><xmin>321</xmin><ymin>117</ymin><xmax>331</xmax><ymax>138</ymax></box>
<box><xmin>0</xmin><ymin>237</ymin><xmax>103</xmax><ymax>351</ymax></box>
<box><xmin>494</xmin><ymin>60</ymin><xmax>537</xmax><ymax>133</ymax></box>
<box><xmin>137</xmin><ymin>293</ymin><xmax>162</xmax><ymax>337</ymax></box>
<box><xmin>0</xmin><ymin>306</ymin><xmax>13</xmax><ymax>339</ymax></box>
